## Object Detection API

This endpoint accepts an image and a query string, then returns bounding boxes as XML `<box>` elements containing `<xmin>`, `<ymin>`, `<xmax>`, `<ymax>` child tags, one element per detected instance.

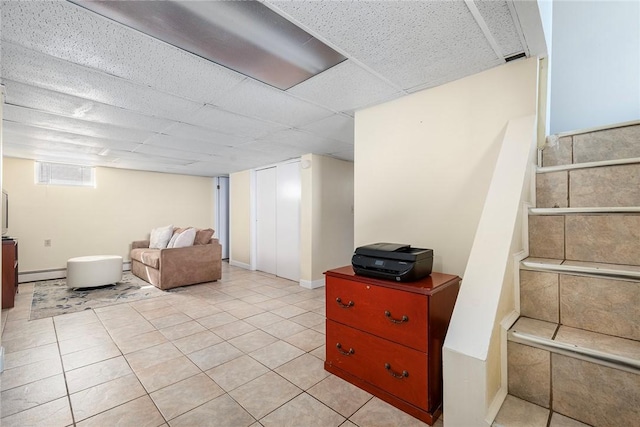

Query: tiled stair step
<box><xmin>506</xmin><ymin>317</ymin><xmax>640</xmax><ymax>427</ymax></box>
<box><xmin>520</xmin><ymin>258</ymin><xmax>639</xmax><ymax>340</ymax></box>
<box><xmin>538</xmin><ymin>156</ymin><xmax>640</xmax><ymax>173</ymax></box>
<box><xmin>530</xmin><ymin>207</ymin><xmax>640</xmax><ymax>215</ymax></box>
<box><xmin>528</xmin><ymin>214</ymin><xmax>640</xmax><ymax>265</ymax></box>
<box><xmin>541</xmin><ymin>120</ymin><xmax>640</xmax><ymax>168</ymax></box>
<box><xmin>536</xmin><ymin>161</ymin><xmax>640</xmax><ymax>209</ymax></box>
<box><xmin>521</xmin><ymin>257</ymin><xmax>640</xmax><ymax>281</ymax></box>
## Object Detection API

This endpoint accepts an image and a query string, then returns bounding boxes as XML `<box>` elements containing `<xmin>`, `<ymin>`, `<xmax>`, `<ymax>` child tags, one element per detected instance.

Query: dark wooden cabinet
<box><xmin>2</xmin><ymin>239</ymin><xmax>18</xmax><ymax>309</ymax></box>
<box><xmin>324</xmin><ymin>266</ymin><xmax>460</xmax><ymax>425</ymax></box>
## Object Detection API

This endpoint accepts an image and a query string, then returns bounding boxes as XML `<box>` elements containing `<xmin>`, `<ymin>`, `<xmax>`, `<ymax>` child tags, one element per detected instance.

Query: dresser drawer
<box><xmin>326</xmin><ymin>320</ymin><xmax>428</xmax><ymax>409</ymax></box>
<box><xmin>326</xmin><ymin>276</ymin><xmax>428</xmax><ymax>352</ymax></box>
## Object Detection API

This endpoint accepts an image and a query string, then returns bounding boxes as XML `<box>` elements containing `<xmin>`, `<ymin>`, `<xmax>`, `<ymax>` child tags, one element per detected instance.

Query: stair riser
<box><xmin>519</xmin><ymin>270</ymin><xmax>640</xmax><ymax>340</ymax></box>
<box><xmin>529</xmin><ymin>214</ymin><xmax>640</xmax><ymax>266</ymax></box>
<box><xmin>552</xmin><ymin>354</ymin><xmax>640</xmax><ymax>427</ymax></box>
<box><xmin>542</xmin><ymin>125</ymin><xmax>640</xmax><ymax>167</ymax></box>
<box><xmin>507</xmin><ymin>344</ymin><xmax>640</xmax><ymax>427</ymax></box>
<box><xmin>537</xmin><ymin>163</ymin><xmax>640</xmax><ymax>208</ymax></box>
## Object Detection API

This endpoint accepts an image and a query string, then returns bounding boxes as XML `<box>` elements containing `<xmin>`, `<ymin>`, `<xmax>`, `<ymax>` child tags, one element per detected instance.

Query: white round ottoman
<box><xmin>67</xmin><ymin>255</ymin><xmax>123</xmax><ymax>289</ymax></box>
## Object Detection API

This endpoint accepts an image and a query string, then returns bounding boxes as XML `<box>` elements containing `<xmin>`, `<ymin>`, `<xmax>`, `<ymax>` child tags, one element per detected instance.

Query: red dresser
<box><xmin>324</xmin><ymin>266</ymin><xmax>460</xmax><ymax>425</ymax></box>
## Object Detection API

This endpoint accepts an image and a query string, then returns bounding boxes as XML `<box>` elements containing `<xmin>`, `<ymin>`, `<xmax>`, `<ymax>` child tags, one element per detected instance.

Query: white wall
<box><xmin>2</xmin><ymin>158</ymin><xmax>214</xmax><ymax>272</ymax></box>
<box><xmin>300</xmin><ymin>154</ymin><xmax>354</xmax><ymax>286</ymax></box>
<box><xmin>355</xmin><ymin>58</ymin><xmax>538</xmax><ymax>278</ymax></box>
<box><xmin>550</xmin><ymin>0</ymin><xmax>640</xmax><ymax>134</ymax></box>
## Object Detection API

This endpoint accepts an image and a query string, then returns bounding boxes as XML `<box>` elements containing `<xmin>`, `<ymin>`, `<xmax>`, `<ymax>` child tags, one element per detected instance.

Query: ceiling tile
<box><xmin>162</xmin><ymin>123</ymin><xmax>251</xmax><ymax>147</ymax></box>
<box><xmin>299</xmin><ymin>114</ymin><xmax>354</xmax><ymax>144</ymax></box>
<box><xmin>143</xmin><ymin>134</ymin><xmax>239</xmax><ymax>157</ymax></box>
<box><xmin>4</xmin><ymin>138</ymin><xmax>103</xmax><ymax>156</ymax></box>
<box><xmin>3</xmin><ymin>144</ymin><xmax>108</xmax><ymax>165</ymax></box>
<box><xmin>475</xmin><ymin>0</ymin><xmax>525</xmax><ymax>57</ymax></box>
<box><xmin>2</xmin><ymin>79</ymin><xmax>173</xmax><ymax>132</ymax></box>
<box><xmin>268</xmin><ymin>1</ymin><xmax>500</xmax><ymax>90</ymax></box>
<box><xmin>1</xmin><ymin>42</ymin><xmax>204</xmax><ymax>122</ymax></box>
<box><xmin>133</xmin><ymin>144</ymin><xmax>217</xmax><ymax>163</ymax></box>
<box><xmin>1</xmin><ymin>1</ymin><xmax>245</xmax><ymax>104</ymax></box>
<box><xmin>214</xmin><ymin>78</ymin><xmax>334</xmax><ymax>127</ymax></box>
<box><xmin>187</xmin><ymin>105</ymin><xmax>288</xmax><ymax>139</ymax></box>
<box><xmin>4</xmin><ymin>105</ymin><xmax>156</xmax><ymax>143</ymax></box>
<box><xmin>288</xmin><ymin>60</ymin><xmax>401</xmax><ymax>113</ymax></box>
<box><xmin>109</xmin><ymin>150</ymin><xmax>192</xmax><ymax>166</ymax></box>
<box><xmin>3</xmin><ymin>122</ymin><xmax>140</xmax><ymax>152</ymax></box>
<box><xmin>257</xmin><ymin>129</ymin><xmax>350</xmax><ymax>155</ymax></box>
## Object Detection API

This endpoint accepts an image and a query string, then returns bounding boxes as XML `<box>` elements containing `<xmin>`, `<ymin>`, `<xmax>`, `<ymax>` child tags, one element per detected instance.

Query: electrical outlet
<box><xmin>44</xmin><ymin>239</ymin><xmax>51</xmax><ymax>247</ymax></box>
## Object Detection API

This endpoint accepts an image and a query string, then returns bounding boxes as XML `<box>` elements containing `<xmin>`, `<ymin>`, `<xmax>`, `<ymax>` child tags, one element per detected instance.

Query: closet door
<box><xmin>276</xmin><ymin>161</ymin><xmax>301</xmax><ymax>282</ymax></box>
<box><xmin>256</xmin><ymin>167</ymin><xmax>277</xmax><ymax>275</ymax></box>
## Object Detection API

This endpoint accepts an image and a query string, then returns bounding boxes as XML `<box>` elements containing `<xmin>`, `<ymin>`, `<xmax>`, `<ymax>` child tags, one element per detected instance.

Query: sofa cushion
<box><xmin>173</xmin><ymin>228</ymin><xmax>196</xmax><ymax>248</ymax></box>
<box><xmin>130</xmin><ymin>248</ymin><xmax>161</xmax><ymax>269</ymax></box>
<box><xmin>149</xmin><ymin>225</ymin><xmax>173</xmax><ymax>249</ymax></box>
<box><xmin>194</xmin><ymin>228</ymin><xmax>215</xmax><ymax>245</ymax></box>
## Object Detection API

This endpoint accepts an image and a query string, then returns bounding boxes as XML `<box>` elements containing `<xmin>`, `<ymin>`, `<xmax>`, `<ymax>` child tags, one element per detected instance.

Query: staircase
<box><xmin>494</xmin><ymin>122</ymin><xmax>640</xmax><ymax>427</ymax></box>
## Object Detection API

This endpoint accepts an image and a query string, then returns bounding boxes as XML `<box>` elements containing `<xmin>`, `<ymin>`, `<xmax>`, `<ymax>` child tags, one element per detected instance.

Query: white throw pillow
<box><xmin>172</xmin><ymin>227</ymin><xmax>196</xmax><ymax>248</ymax></box>
<box><xmin>166</xmin><ymin>232</ymin><xmax>180</xmax><ymax>249</ymax></box>
<box><xmin>149</xmin><ymin>225</ymin><xmax>174</xmax><ymax>249</ymax></box>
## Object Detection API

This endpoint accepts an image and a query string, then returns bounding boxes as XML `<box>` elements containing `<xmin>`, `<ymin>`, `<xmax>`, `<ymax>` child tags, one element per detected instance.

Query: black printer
<box><xmin>351</xmin><ymin>243</ymin><xmax>433</xmax><ymax>282</ymax></box>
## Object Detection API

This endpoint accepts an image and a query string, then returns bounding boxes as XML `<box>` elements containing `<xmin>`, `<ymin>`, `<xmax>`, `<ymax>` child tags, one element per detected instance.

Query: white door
<box><xmin>215</xmin><ymin>177</ymin><xmax>230</xmax><ymax>259</ymax></box>
<box><xmin>256</xmin><ymin>167</ymin><xmax>277</xmax><ymax>275</ymax></box>
<box><xmin>276</xmin><ymin>161</ymin><xmax>301</xmax><ymax>281</ymax></box>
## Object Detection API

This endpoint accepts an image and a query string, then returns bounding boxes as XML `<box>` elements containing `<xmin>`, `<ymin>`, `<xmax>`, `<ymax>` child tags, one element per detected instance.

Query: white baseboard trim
<box><xmin>299</xmin><ymin>278</ymin><xmax>325</xmax><ymax>289</ymax></box>
<box><xmin>19</xmin><ymin>269</ymin><xmax>66</xmax><ymax>283</ymax></box>
<box><xmin>485</xmin><ymin>384</ymin><xmax>508</xmax><ymax>424</ymax></box>
<box><xmin>229</xmin><ymin>260</ymin><xmax>252</xmax><ymax>270</ymax></box>
<box><xmin>0</xmin><ymin>346</ymin><xmax>5</xmax><ymax>373</ymax></box>
<box><xmin>19</xmin><ymin>262</ymin><xmax>132</xmax><ymax>284</ymax></box>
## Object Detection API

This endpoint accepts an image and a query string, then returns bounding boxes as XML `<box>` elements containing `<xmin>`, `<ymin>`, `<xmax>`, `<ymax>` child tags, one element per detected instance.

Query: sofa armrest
<box><xmin>132</xmin><ymin>240</ymin><xmax>150</xmax><ymax>249</ymax></box>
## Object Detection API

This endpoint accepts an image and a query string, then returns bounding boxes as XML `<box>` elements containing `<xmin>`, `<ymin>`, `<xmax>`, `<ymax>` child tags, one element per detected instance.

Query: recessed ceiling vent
<box><xmin>505</xmin><ymin>52</ymin><xmax>527</xmax><ymax>62</ymax></box>
<box><xmin>69</xmin><ymin>0</ymin><xmax>347</xmax><ymax>90</ymax></box>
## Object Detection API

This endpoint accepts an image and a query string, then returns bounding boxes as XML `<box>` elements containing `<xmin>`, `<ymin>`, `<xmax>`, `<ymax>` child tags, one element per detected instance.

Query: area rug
<box><xmin>29</xmin><ymin>272</ymin><xmax>166</xmax><ymax>320</ymax></box>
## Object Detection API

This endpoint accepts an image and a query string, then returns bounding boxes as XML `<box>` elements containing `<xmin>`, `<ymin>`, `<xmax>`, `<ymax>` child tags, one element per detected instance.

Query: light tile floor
<box><xmin>1</xmin><ymin>262</ymin><xmax>443</xmax><ymax>427</ymax></box>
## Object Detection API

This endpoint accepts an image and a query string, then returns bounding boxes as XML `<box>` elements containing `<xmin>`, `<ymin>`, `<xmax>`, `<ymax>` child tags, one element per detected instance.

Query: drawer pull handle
<box><xmin>336</xmin><ymin>343</ymin><xmax>355</xmax><ymax>356</ymax></box>
<box><xmin>336</xmin><ymin>297</ymin><xmax>354</xmax><ymax>308</ymax></box>
<box><xmin>384</xmin><ymin>363</ymin><xmax>409</xmax><ymax>379</ymax></box>
<box><xmin>384</xmin><ymin>310</ymin><xmax>409</xmax><ymax>324</ymax></box>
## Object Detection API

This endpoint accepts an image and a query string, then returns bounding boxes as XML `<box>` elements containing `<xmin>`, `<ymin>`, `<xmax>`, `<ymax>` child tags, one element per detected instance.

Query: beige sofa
<box><xmin>130</xmin><ymin>235</ymin><xmax>222</xmax><ymax>290</ymax></box>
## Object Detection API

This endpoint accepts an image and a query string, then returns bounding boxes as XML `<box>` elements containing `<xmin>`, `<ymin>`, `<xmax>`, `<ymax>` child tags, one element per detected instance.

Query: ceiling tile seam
<box><xmin>505</xmin><ymin>0</ymin><xmax>531</xmax><ymax>57</ymax></box>
<box><xmin>1</xmin><ymin>40</ymin><xmax>212</xmax><ymax>112</ymax></box>
<box><xmin>263</xmin><ymin>1</ymin><xmax>407</xmax><ymax>95</ymax></box>
<box><xmin>193</xmin><ymin>103</ymin><xmax>300</xmax><ymax>133</ymax></box>
<box><xmin>3</xmin><ymin>102</ymin><xmax>170</xmax><ymax>138</ymax></box>
<box><xmin>1</xmin><ymin>118</ymin><xmax>145</xmax><ymax>146</ymax></box>
<box><xmin>0</xmin><ymin>78</ymin><xmax>177</xmax><ymax>130</ymax></box>
<box><xmin>465</xmin><ymin>0</ymin><xmax>507</xmax><ymax>62</ymax></box>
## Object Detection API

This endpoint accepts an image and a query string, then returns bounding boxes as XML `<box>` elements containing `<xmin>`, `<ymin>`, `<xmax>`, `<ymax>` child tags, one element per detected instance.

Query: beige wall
<box><xmin>2</xmin><ymin>158</ymin><xmax>214</xmax><ymax>272</ymax></box>
<box><xmin>301</xmin><ymin>154</ymin><xmax>354</xmax><ymax>283</ymax></box>
<box><xmin>354</xmin><ymin>58</ymin><xmax>538</xmax><ymax>278</ymax></box>
<box><xmin>229</xmin><ymin>169</ymin><xmax>252</xmax><ymax>267</ymax></box>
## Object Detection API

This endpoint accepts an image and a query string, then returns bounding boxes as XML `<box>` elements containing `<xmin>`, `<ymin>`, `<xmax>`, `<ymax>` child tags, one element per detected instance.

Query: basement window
<box><xmin>35</xmin><ymin>162</ymin><xmax>96</xmax><ymax>187</ymax></box>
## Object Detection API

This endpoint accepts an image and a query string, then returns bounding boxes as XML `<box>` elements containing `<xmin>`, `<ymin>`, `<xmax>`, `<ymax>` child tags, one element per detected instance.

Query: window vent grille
<box><xmin>36</xmin><ymin>162</ymin><xmax>95</xmax><ymax>187</ymax></box>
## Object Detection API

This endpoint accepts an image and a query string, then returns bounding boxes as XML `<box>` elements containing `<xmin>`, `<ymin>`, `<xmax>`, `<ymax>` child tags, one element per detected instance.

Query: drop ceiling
<box><xmin>0</xmin><ymin>0</ymin><xmax>545</xmax><ymax>177</ymax></box>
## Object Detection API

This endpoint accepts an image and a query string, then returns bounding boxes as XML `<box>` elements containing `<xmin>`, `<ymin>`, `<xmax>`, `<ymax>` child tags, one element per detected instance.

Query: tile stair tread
<box><xmin>521</xmin><ymin>257</ymin><xmax>640</xmax><ymax>280</ymax></box>
<box><xmin>530</xmin><ymin>207</ymin><xmax>640</xmax><ymax>215</ymax></box>
<box><xmin>537</xmin><ymin>156</ymin><xmax>640</xmax><ymax>173</ymax></box>
<box><xmin>509</xmin><ymin>317</ymin><xmax>640</xmax><ymax>367</ymax></box>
